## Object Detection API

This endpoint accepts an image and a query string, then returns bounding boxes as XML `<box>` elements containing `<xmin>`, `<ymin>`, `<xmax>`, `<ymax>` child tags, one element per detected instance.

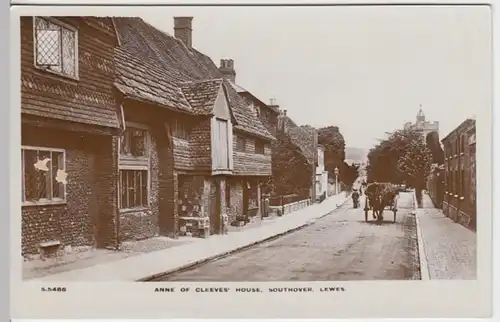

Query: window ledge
<box><xmin>173</xmin><ymin>137</ymin><xmax>189</xmax><ymax>142</ymax></box>
<box><xmin>22</xmin><ymin>200</ymin><xmax>67</xmax><ymax>207</ymax></box>
<box><xmin>34</xmin><ymin>65</ymin><xmax>79</xmax><ymax>82</ymax></box>
<box><xmin>119</xmin><ymin>155</ymin><xmax>148</xmax><ymax>160</ymax></box>
<box><xmin>120</xmin><ymin>207</ymin><xmax>151</xmax><ymax>214</ymax></box>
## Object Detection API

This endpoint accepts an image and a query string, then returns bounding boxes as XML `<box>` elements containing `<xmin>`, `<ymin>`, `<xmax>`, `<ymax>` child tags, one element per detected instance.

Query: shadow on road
<box><xmin>357</xmin><ymin>220</ymin><xmax>398</xmax><ymax>225</ymax></box>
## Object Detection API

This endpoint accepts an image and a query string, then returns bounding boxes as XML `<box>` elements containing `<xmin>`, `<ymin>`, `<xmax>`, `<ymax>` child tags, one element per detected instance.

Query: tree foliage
<box><xmin>396</xmin><ymin>138</ymin><xmax>433</xmax><ymax>188</ymax></box>
<box><xmin>340</xmin><ymin>161</ymin><xmax>360</xmax><ymax>187</ymax></box>
<box><xmin>268</xmin><ymin>134</ymin><xmax>312</xmax><ymax>199</ymax></box>
<box><xmin>366</xmin><ymin>128</ymin><xmax>426</xmax><ymax>184</ymax></box>
<box><xmin>425</xmin><ymin>131</ymin><xmax>444</xmax><ymax>164</ymax></box>
<box><xmin>318</xmin><ymin>126</ymin><xmax>346</xmax><ymax>179</ymax></box>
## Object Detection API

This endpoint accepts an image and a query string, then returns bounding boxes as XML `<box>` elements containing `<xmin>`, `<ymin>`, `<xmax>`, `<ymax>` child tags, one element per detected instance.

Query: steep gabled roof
<box><xmin>114</xmin><ymin>47</ymin><xmax>193</xmax><ymax>113</ymax></box>
<box><xmin>227</xmin><ymin>80</ymin><xmax>280</xmax><ymax>114</ymax></box>
<box><xmin>441</xmin><ymin>118</ymin><xmax>476</xmax><ymax>143</ymax></box>
<box><xmin>113</xmin><ymin>17</ymin><xmax>274</xmax><ymax>141</ymax></box>
<box><xmin>180</xmin><ymin>79</ymin><xmax>223</xmax><ymax>115</ymax></box>
<box><xmin>114</xmin><ymin>17</ymin><xmax>220</xmax><ymax>80</ymax></box>
<box><xmin>279</xmin><ymin>115</ymin><xmax>317</xmax><ymax>164</ymax></box>
<box><xmin>222</xmin><ymin>80</ymin><xmax>274</xmax><ymax>140</ymax></box>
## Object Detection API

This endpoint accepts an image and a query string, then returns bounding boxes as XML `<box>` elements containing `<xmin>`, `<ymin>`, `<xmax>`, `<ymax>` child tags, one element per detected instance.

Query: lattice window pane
<box><xmin>131</xmin><ymin>129</ymin><xmax>146</xmax><ymax>157</ymax></box>
<box><xmin>61</xmin><ymin>28</ymin><xmax>76</xmax><ymax>76</ymax></box>
<box><xmin>34</xmin><ymin>17</ymin><xmax>77</xmax><ymax>77</ymax></box>
<box><xmin>35</xmin><ymin>17</ymin><xmax>62</xmax><ymax>71</ymax></box>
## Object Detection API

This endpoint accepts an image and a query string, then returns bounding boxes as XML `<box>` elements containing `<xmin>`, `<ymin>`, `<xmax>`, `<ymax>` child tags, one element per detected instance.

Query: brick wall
<box><xmin>120</xmin><ymin>103</ymin><xmax>177</xmax><ymax>240</ymax></box>
<box><xmin>226</xmin><ymin>178</ymin><xmax>243</xmax><ymax>223</ymax></box>
<box><xmin>233</xmin><ymin>131</ymin><xmax>272</xmax><ymax>176</ymax></box>
<box><xmin>21</xmin><ymin>124</ymin><xmax>117</xmax><ymax>255</ymax></box>
<box><xmin>188</xmin><ymin>118</ymin><xmax>212</xmax><ymax>171</ymax></box>
<box><xmin>156</xmin><ymin>123</ymin><xmax>177</xmax><ymax>237</ymax></box>
<box><xmin>118</xmin><ymin>129</ymin><xmax>159</xmax><ymax>240</ymax></box>
<box><xmin>95</xmin><ymin>135</ymin><xmax>119</xmax><ymax>248</ymax></box>
<box><xmin>442</xmin><ymin>120</ymin><xmax>476</xmax><ymax>231</ymax></box>
<box><xmin>170</xmin><ymin>117</ymin><xmax>212</xmax><ymax>171</ymax></box>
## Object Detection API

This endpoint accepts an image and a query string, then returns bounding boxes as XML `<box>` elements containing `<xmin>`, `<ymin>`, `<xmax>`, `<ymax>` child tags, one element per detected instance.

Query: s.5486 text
<box><xmin>41</xmin><ymin>287</ymin><xmax>66</xmax><ymax>292</ymax></box>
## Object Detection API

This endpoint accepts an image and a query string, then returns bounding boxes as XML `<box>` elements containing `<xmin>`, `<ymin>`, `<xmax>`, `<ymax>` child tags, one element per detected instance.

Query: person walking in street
<box><xmin>352</xmin><ymin>188</ymin><xmax>360</xmax><ymax>208</ymax></box>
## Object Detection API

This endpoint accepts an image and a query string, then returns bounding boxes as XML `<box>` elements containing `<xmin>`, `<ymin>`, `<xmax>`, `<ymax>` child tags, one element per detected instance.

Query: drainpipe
<box><xmin>115</xmin><ymin>99</ymin><xmax>126</xmax><ymax>250</ymax></box>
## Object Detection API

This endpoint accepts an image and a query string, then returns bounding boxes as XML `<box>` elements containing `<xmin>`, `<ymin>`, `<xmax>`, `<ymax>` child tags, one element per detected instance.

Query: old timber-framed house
<box><xmin>112</xmin><ymin>17</ymin><xmax>274</xmax><ymax>240</ymax></box>
<box><xmin>21</xmin><ymin>17</ymin><xmax>122</xmax><ymax>257</ymax></box>
<box><xmin>219</xmin><ymin>61</ymin><xmax>318</xmax><ymax>203</ymax></box>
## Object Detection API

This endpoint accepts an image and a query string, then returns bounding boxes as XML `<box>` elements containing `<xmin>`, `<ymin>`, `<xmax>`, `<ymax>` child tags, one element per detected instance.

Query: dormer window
<box><xmin>255</xmin><ymin>140</ymin><xmax>265</xmax><ymax>155</ymax></box>
<box><xmin>33</xmin><ymin>17</ymin><xmax>78</xmax><ymax>79</ymax></box>
<box><xmin>236</xmin><ymin>136</ymin><xmax>246</xmax><ymax>152</ymax></box>
<box><xmin>121</xmin><ymin>127</ymin><xmax>147</xmax><ymax>157</ymax></box>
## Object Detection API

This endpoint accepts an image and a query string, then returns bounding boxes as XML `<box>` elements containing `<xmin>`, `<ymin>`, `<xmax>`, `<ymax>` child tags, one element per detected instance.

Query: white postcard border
<box><xmin>9</xmin><ymin>3</ymin><xmax>494</xmax><ymax>319</ymax></box>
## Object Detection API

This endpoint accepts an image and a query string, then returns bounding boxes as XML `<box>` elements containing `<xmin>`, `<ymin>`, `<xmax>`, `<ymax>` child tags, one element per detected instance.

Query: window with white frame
<box><xmin>119</xmin><ymin>169</ymin><xmax>148</xmax><ymax>209</ymax></box>
<box><xmin>119</xmin><ymin>124</ymin><xmax>150</xmax><ymax>210</ymax></box>
<box><xmin>21</xmin><ymin>146</ymin><xmax>66</xmax><ymax>204</ymax></box>
<box><xmin>33</xmin><ymin>17</ymin><xmax>78</xmax><ymax>78</ymax></box>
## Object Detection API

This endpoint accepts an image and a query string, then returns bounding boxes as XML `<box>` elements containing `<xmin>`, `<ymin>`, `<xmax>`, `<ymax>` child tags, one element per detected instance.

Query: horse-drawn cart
<box><xmin>363</xmin><ymin>183</ymin><xmax>399</xmax><ymax>223</ymax></box>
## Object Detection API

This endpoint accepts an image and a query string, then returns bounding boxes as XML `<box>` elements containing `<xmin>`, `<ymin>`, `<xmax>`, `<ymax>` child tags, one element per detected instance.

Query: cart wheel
<box><xmin>364</xmin><ymin>197</ymin><xmax>370</xmax><ymax>222</ymax></box>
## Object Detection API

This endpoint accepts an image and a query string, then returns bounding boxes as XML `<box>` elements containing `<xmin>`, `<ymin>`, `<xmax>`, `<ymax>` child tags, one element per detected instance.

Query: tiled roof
<box><xmin>222</xmin><ymin>80</ymin><xmax>274</xmax><ymax>140</ymax></box>
<box><xmin>114</xmin><ymin>17</ymin><xmax>220</xmax><ymax>81</ymax></box>
<box><xmin>228</xmin><ymin>80</ymin><xmax>280</xmax><ymax>115</ymax></box>
<box><xmin>114</xmin><ymin>47</ymin><xmax>193</xmax><ymax>113</ymax></box>
<box><xmin>441</xmin><ymin>118</ymin><xmax>476</xmax><ymax>143</ymax></box>
<box><xmin>228</xmin><ymin>80</ymin><xmax>247</xmax><ymax>93</ymax></box>
<box><xmin>282</xmin><ymin>116</ymin><xmax>317</xmax><ymax>164</ymax></box>
<box><xmin>113</xmin><ymin>17</ymin><xmax>274</xmax><ymax>141</ymax></box>
<box><xmin>180</xmin><ymin>79</ymin><xmax>223</xmax><ymax>114</ymax></box>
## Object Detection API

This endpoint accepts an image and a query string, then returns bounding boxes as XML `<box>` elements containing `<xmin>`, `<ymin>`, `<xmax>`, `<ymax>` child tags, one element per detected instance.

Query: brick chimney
<box><xmin>219</xmin><ymin>59</ymin><xmax>236</xmax><ymax>83</ymax></box>
<box><xmin>174</xmin><ymin>17</ymin><xmax>193</xmax><ymax>48</ymax></box>
<box><xmin>277</xmin><ymin>108</ymin><xmax>288</xmax><ymax>133</ymax></box>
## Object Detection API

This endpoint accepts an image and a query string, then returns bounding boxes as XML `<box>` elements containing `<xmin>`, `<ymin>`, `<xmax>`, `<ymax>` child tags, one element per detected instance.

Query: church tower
<box><xmin>416</xmin><ymin>105</ymin><xmax>426</xmax><ymax>127</ymax></box>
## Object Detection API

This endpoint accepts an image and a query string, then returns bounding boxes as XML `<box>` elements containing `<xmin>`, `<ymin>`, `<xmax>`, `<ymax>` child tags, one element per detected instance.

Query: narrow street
<box><xmin>153</xmin><ymin>192</ymin><xmax>421</xmax><ymax>281</ymax></box>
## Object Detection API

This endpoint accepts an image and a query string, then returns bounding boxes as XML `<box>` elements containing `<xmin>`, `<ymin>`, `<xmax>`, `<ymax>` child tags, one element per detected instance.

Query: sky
<box><xmin>142</xmin><ymin>5</ymin><xmax>491</xmax><ymax>150</ymax></box>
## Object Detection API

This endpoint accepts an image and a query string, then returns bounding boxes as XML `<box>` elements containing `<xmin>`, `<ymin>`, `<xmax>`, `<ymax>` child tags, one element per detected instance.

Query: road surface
<box><xmin>152</xmin><ymin>192</ymin><xmax>421</xmax><ymax>281</ymax></box>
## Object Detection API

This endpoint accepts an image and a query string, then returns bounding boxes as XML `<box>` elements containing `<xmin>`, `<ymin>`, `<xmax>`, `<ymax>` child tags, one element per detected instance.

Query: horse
<box><xmin>365</xmin><ymin>182</ymin><xmax>397</xmax><ymax>221</ymax></box>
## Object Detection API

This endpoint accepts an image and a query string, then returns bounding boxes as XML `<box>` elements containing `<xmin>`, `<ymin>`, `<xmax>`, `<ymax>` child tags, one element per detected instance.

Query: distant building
<box><xmin>315</xmin><ymin>145</ymin><xmax>328</xmax><ymax>200</ymax></box>
<box><xmin>440</xmin><ymin>118</ymin><xmax>476</xmax><ymax>231</ymax></box>
<box><xmin>404</xmin><ymin>107</ymin><xmax>439</xmax><ymax>138</ymax></box>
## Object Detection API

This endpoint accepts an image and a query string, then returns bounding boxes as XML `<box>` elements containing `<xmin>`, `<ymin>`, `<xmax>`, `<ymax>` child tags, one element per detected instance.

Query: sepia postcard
<box><xmin>10</xmin><ymin>1</ymin><xmax>493</xmax><ymax>319</ymax></box>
